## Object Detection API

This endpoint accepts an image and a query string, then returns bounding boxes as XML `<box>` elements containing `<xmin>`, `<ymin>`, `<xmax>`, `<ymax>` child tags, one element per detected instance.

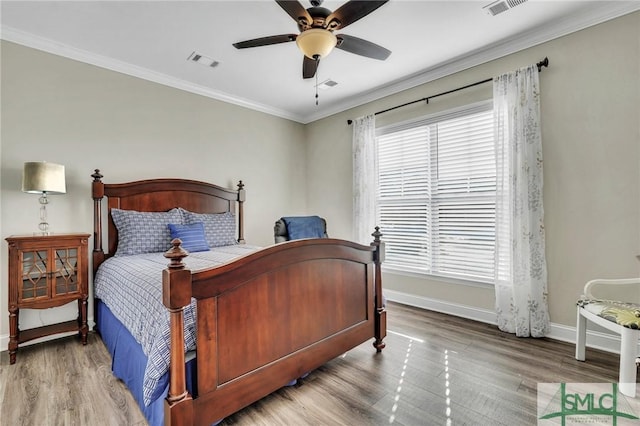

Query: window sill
<box><xmin>381</xmin><ymin>266</ymin><xmax>494</xmax><ymax>289</ymax></box>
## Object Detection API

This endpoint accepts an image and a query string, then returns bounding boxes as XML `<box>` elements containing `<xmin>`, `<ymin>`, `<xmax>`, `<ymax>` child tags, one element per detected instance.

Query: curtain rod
<box><xmin>347</xmin><ymin>57</ymin><xmax>549</xmax><ymax>125</ymax></box>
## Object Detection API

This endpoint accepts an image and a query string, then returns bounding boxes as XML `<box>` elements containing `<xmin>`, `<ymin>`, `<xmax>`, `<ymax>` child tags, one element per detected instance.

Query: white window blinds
<box><xmin>377</xmin><ymin>101</ymin><xmax>495</xmax><ymax>283</ymax></box>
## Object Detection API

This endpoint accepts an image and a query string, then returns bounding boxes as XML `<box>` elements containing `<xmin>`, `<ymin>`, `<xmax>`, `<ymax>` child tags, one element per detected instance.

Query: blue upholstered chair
<box><xmin>274</xmin><ymin>216</ymin><xmax>328</xmax><ymax>243</ymax></box>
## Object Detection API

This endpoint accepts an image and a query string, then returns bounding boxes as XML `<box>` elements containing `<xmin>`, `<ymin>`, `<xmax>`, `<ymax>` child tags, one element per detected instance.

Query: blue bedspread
<box><xmin>94</xmin><ymin>245</ymin><xmax>259</xmax><ymax>405</ymax></box>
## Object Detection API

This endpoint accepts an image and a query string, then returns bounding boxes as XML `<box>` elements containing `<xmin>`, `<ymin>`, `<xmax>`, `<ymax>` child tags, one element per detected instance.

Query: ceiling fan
<box><xmin>233</xmin><ymin>0</ymin><xmax>391</xmax><ymax>79</ymax></box>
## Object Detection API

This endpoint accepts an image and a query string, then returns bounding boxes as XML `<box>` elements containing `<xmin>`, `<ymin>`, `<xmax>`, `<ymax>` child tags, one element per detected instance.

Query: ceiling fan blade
<box><xmin>233</xmin><ymin>34</ymin><xmax>298</xmax><ymax>49</ymax></box>
<box><xmin>336</xmin><ymin>34</ymin><xmax>391</xmax><ymax>60</ymax></box>
<box><xmin>326</xmin><ymin>1</ymin><xmax>388</xmax><ymax>30</ymax></box>
<box><xmin>276</xmin><ymin>0</ymin><xmax>313</xmax><ymax>27</ymax></box>
<box><xmin>303</xmin><ymin>56</ymin><xmax>319</xmax><ymax>79</ymax></box>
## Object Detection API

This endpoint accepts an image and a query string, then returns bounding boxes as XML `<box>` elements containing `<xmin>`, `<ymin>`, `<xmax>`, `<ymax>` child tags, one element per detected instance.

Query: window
<box><xmin>376</xmin><ymin>101</ymin><xmax>496</xmax><ymax>283</ymax></box>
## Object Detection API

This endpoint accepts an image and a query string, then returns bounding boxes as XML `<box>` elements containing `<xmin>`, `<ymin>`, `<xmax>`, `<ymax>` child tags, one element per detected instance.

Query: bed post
<box><xmin>237</xmin><ymin>180</ymin><xmax>245</xmax><ymax>244</ymax></box>
<box><xmin>92</xmin><ymin>169</ymin><xmax>105</xmax><ymax>274</ymax></box>
<box><xmin>372</xmin><ymin>227</ymin><xmax>386</xmax><ymax>352</ymax></box>
<box><xmin>163</xmin><ymin>239</ymin><xmax>194</xmax><ymax>425</ymax></box>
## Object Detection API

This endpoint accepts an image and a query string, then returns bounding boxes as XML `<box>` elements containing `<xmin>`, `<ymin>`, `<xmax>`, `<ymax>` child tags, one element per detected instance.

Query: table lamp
<box><xmin>22</xmin><ymin>161</ymin><xmax>66</xmax><ymax>235</ymax></box>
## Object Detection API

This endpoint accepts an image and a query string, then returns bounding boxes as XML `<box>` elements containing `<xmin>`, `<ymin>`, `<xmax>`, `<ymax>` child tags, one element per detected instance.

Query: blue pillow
<box><xmin>167</xmin><ymin>222</ymin><xmax>210</xmax><ymax>253</ymax></box>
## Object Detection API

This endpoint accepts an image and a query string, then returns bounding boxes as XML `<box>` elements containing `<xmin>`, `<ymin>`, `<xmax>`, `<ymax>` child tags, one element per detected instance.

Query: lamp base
<box><xmin>38</xmin><ymin>194</ymin><xmax>50</xmax><ymax>235</ymax></box>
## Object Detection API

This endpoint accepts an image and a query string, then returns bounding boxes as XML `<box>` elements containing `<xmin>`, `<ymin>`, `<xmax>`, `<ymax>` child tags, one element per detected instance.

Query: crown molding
<box><xmin>0</xmin><ymin>26</ymin><xmax>307</xmax><ymax>123</ymax></box>
<box><xmin>2</xmin><ymin>2</ymin><xmax>639</xmax><ymax>125</ymax></box>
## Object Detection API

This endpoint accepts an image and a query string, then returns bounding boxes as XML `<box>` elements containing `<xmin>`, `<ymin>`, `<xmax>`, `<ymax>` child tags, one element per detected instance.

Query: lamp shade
<box><xmin>296</xmin><ymin>28</ymin><xmax>337</xmax><ymax>59</ymax></box>
<box><xmin>22</xmin><ymin>162</ymin><xmax>66</xmax><ymax>194</ymax></box>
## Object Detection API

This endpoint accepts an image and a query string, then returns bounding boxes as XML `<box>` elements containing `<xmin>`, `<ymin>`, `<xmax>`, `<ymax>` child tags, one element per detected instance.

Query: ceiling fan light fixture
<box><xmin>296</xmin><ymin>28</ymin><xmax>337</xmax><ymax>59</ymax></box>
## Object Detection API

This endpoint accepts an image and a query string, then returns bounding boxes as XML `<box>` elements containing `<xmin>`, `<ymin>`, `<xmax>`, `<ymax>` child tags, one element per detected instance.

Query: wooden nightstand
<box><xmin>6</xmin><ymin>233</ymin><xmax>90</xmax><ymax>364</ymax></box>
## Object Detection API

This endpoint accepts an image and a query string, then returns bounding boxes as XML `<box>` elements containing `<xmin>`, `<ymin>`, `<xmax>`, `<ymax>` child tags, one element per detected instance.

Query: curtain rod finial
<box><xmin>537</xmin><ymin>57</ymin><xmax>549</xmax><ymax>72</ymax></box>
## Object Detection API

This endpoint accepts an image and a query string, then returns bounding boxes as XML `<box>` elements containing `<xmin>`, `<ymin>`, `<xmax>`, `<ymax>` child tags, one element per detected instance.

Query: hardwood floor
<box><xmin>0</xmin><ymin>329</ymin><xmax>146</xmax><ymax>425</ymax></box>
<box><xmin>0</xmin><ymin>302</ymin><xmax>627</xmax><ymax>425</ymax></box>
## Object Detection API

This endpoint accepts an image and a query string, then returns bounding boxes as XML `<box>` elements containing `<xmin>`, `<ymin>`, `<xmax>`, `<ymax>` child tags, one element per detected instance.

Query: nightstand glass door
<box><xmin>20</xmin><ymin>250</ymin><xmax>49</xmax><ymax>301</ymax></box>
<box><xmin>54</xmin><ymin>248</ymin><xmax>79</xmax><ymax>296</ymax></box>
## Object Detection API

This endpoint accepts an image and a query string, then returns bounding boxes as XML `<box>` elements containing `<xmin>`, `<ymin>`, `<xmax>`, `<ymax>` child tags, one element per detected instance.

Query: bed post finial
<box><xmin>371</xmin><ymin>226</ymin><xmax>386</xmax><ymax>352</ymax></box>
<box><xmin>372</xmin><ymin>226</ymin><xmax>382</xmax><ymax>243</ymax></box>
<box><xmin>92</xmin><ymin>169</ymin><xmax>105</xmax><ymax>274</ymax></box>
<box><xmin>165</xmin><ymin>238</ymin><xmax>189</xmax><ymax>269</ymax></box>
<box><xmin>92</xmin><ymin>169</ymin><xmax>103</xmax><ymax>182</ymax></box>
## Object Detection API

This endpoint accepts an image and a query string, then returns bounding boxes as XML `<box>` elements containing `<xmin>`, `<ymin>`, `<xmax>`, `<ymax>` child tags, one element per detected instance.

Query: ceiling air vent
<box><xmin>317</xmin><ymin>79</ymin><xmax>338</xmax><ymax>91</ymax></box>
<box><xmin>187</xmin><ymin>51</ymin><xmax>220</xmax><ymax>68</ymax></box>
<box><xmin>483</xmin><ymin>0</ymin><xmax>528</xmax><ymax>16</ymax></box>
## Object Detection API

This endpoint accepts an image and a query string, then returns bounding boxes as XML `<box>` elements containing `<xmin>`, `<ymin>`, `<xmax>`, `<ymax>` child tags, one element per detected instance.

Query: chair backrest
<box><xmin>274</xmin><ymin>216</ymin><xmax>328</xmax><ymax>243</ymax></box>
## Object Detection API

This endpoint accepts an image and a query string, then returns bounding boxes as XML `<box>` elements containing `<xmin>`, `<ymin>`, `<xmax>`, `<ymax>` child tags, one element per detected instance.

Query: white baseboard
<box><xmin>384</xmin><ymin>289</ymin><xmax>629</xmax><ymax>355</ymax></box>
<box><xmin>0</xmin><ymin>317</ymin><xmax>95</xmax><ymax>353</ymax></box>
<box><xmin>385</xmin><ymin>289</ymin><xmax>498</xmax><ymax>325</ymax></box>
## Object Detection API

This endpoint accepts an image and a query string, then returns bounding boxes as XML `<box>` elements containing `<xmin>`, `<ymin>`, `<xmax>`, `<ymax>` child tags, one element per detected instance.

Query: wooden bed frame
<box><xmin>91</xmin><ymin>170</ymin><xmax>386</xmax><ymax>426</ymax></box>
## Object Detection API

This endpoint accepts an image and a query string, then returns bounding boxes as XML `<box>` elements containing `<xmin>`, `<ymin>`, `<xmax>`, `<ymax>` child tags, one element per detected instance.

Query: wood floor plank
<box><xmin>0</xmin><ymin>302</ymin><xmax>630</xmax><ymax>425</ymax></box>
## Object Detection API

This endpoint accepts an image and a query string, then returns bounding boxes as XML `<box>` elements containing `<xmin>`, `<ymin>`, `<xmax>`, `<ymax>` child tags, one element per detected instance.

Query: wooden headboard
<box><xmin>91</xmin><ymin>169</ymin><xmax>245</xmax><ymax>273</ymax></box>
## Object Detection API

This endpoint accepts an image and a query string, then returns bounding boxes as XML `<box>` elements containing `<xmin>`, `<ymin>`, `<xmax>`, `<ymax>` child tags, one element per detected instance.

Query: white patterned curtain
<box><xmin>493</xmin><ymin>65</ymin><xmax>550</xmax><ymax>337</ymax></box>
<box><xmin>352</xmin><ymin>114</ymin><xmax>378</xmax><ymax>244</ymax></box>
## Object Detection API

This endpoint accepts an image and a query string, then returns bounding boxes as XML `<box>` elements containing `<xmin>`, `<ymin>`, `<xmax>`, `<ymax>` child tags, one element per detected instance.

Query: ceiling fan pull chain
<box><xmin>315</xmin><ymin>66</ymin><xmax>319</xmax><ymax>106</ymax></box>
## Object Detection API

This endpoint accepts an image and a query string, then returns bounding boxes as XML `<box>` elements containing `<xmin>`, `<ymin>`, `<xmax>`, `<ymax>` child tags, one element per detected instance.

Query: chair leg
<box><xmin>618</xmin><ymin>327</ymin><xmax>638</xmax><ymax>398</ymax></box>
<box><xmin>576</xmin><ymin>308</ymin><xmax>587</xmax><ymax>361</ymax></box>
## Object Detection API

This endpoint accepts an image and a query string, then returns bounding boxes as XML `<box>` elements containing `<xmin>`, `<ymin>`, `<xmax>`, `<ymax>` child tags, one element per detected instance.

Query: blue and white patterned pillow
<box><xmin>180</xmin><ymin>209</ymin><xmax>237</xmax><ymax>247</ymax></box>
<box><xmin>167</xmin><ymin>222</ymin><xmax>210</xmax><ymax>253</ymax></box>
<box><xmin>111</xmin><ymin>208</ymin><xmax>183</xmax><ymax>256</ymax></box>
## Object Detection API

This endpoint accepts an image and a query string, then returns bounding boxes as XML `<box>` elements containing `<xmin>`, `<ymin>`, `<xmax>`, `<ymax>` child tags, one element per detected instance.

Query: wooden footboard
<box><xmin>163</xmin><ymin>234</ymin><xmax>385</xmax><ymax>426</ymax></box>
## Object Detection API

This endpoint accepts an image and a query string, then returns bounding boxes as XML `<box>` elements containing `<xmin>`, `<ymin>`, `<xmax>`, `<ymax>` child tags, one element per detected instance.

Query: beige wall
<box><xmin>0</xmin><ymin>41</ymin><xmax>307</xmax><ymax>339</ymax></box>
<box><xmin>1</xmin><ymin>11</ymin><xmax>639</xmax><ymax>349</ymax></box>
<box><xmin>305</xmin><ymin>12</ymin><xmax>640</xmax><ymax>328</ymax></box>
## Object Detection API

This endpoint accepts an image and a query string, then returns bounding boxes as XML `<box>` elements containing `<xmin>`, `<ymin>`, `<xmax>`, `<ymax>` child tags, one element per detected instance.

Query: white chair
<box><xmin>576</xmin><ymin>278</ymin><xmax>640</xmax><ymax>397</ymax></box>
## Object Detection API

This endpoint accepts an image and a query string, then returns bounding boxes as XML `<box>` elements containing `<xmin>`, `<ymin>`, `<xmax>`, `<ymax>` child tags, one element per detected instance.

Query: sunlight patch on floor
<box><xmin>445</xmin><ymin>349</ymin><xmax>452</xmax><ymax>425</ymax></box>
<box><xmin>388</xmin><ymin>339</ymin><xmax>413</xmax><ymax>424</ymax></box>
<box><xmin>388</xmin><ymin>329</ymin><xmax>425</xmax><ymax>343</ymax></box>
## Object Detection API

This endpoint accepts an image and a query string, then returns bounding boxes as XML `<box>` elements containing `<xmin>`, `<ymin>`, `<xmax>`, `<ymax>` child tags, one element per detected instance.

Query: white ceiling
<box><xmin>2</xmin><ymin>1</ymin><xmax>639</xmax><ymax>123</ymax></box>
